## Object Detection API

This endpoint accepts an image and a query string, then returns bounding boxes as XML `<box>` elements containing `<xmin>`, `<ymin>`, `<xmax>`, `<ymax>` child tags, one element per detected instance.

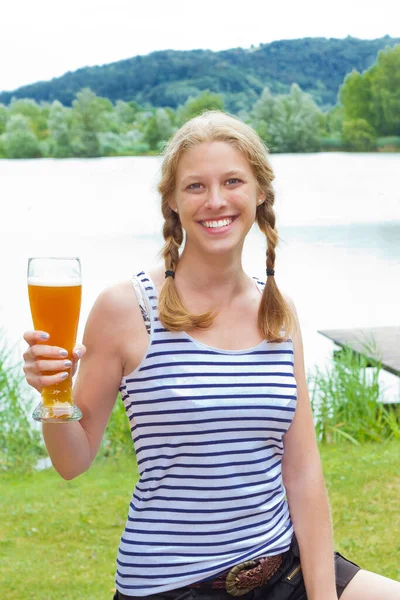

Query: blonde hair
<box><xmin>157</xmin><ymin>110</ymin><xmax>295</xmax><ymax>342</ymax></box>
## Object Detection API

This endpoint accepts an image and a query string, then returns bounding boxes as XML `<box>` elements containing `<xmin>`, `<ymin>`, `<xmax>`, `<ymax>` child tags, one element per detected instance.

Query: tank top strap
<box><xmin>131</xmin><ymin>271</ymin><xmax>159</xmax><ymax>335</ymax></box>
<box><xmin>131</xmin><ymin>273</ymin><xmax>265</xmax><ymax>337</ymax></box>
<box><xmin>253</xmin><ymin>275</ymin><xmax>265</xmax><ymax>294</ymax></box>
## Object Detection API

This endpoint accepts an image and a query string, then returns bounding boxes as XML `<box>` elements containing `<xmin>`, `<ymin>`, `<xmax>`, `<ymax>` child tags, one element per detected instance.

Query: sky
<box><xmin>1</xmin><ymin>0</ymin><xmax>398</xmax><ymax>92</ymax></box>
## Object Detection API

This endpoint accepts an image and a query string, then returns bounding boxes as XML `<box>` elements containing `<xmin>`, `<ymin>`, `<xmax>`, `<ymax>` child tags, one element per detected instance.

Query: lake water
<box><xmin>0</xmin><ymin>153</ymin><xmax>399</xmax><ymax>401</ymax></box>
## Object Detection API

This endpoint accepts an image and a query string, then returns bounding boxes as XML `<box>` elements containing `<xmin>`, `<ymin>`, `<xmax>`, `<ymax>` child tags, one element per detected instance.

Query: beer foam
<box><xmin>28</xmin><ymin>277</ymin><xmax>81</xmax><ymax>286</ymax></box>
<box><xmin>50</xmin><ymin>401</ymin><xmax>75</xmax><ymax>417</ymax></box>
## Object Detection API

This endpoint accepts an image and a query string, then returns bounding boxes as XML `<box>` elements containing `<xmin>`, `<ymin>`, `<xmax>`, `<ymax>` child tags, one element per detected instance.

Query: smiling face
<box><xmin>169</xmin><ymin>141</ymin><xmax>265</xmax><ymax>258</ymax></box>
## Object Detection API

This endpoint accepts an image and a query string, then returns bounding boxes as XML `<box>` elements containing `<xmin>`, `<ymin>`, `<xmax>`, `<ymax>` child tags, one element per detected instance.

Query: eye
<box><xmin>226</xmin><ymin>178</ymin><xmax>242</xmax><ymax>185</ymax></box>
<box><xmin>187</xmin><ymin>182</ymin><xmax>203</xmax><ymax>190</ymax></box>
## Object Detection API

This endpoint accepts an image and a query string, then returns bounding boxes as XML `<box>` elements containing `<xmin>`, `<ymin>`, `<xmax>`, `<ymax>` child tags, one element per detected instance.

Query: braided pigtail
<box><xmin>256</xmin><ymin>200</ymin><xmax>296</xmax><ymax>342</ymax></box>
<box><xmin>158</xmin><ymin>207</ymin><xmax>214</xmax><ymax>331</ymax></box>
<box><xmin>156</xmin><ymin>109</ymin><xmax>295</xmax><ymax>336</ymax></box>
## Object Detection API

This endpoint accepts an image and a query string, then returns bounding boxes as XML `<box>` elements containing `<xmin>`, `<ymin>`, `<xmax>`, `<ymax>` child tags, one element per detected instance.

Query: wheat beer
<box><xmin>27</xmin><ymin>258</ymin><xmax>82</xmax><ymax>421</ymax></box>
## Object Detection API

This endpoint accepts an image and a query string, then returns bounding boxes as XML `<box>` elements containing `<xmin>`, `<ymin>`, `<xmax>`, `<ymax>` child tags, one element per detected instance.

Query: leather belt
<box><xmin>189</xmin><ymin>553</ymin><xmax>284</xmax><ymax>596</ymax></box>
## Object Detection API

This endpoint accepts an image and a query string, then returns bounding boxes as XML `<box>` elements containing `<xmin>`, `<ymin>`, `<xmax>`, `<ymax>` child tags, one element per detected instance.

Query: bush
<box><xmin>99</xmin><ymin>394</ymin><xmax>133</xmax><ymax>458</ymax></box>
<box><xmin>376</xmin><ymin>136</ymin><xmax>400</xmax><ymax>151</ymax></box>
<box><xmin>3</xmin><ymin>114</ymin><xmax>42</xmax><ymax>158</ymax></box>
<box><xmin>342</xmin><ymin>118</ymin><xmax>376</xmax><ymax>151</ymax></box>
<box><xmin>320</xmin><ymin>136</ymin><xmax>345</xmax><ymax>151</ymax></box>
<box><xmin>0</xmin><ymin>135</ymin><xmax>6</xmax><ymax>158</ymax></box>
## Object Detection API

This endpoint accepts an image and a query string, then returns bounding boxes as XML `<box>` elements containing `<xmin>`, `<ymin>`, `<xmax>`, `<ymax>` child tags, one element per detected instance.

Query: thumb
<box><xmin>71</xmin><ymin>344</ymin><xmax>87</xmax><ymax>376</ymax></box>
<box><xmin>72</xmin><ymin>344</ymin><xmax>86</xmax><ymax>360</ymax></box>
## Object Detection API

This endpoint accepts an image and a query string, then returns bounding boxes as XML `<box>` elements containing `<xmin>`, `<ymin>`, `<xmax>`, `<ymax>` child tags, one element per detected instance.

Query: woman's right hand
<box><xmin>23</xmin><ymin>331</ymin><xmax>86</xmax><ymax>393</ymax></box>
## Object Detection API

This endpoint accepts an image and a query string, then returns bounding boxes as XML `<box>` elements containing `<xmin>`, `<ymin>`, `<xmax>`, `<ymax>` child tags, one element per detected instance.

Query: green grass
<box><xmin>320</xmin><ymin>441</ymin><xmax>400</xmax><ymax>580</ymax></box>
<box><xmin>1</xmin><ymin>441</ymin><xmax>399</xmax><ymax>599</ymax></box>
<box><xmin>1</xmin><ymin>455</ymin><xmax>138</xmax><ymax>600</ymax></box>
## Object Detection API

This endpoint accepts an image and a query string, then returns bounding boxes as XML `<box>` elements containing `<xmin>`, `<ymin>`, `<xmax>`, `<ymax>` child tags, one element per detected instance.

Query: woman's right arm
<box><xmin>23</xmin><ymin>284</ymin><xmax>136</xmax><ymax>480</ymax></box>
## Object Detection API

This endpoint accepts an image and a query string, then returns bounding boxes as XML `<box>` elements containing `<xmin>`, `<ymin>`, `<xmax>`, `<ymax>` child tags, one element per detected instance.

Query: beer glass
<box><xmin>27</xmin><ymin>257</ymin><xmax>82</xmax><ymax>422</ymax></box>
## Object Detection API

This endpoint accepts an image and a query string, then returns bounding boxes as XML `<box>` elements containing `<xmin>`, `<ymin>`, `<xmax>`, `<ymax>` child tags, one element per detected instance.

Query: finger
<box><xmin>29</xmin><ymin>345</ymin><xmax>70</xmax><ymax>359</ymax></box>
<box><xmin>23</xmin><ymin>331</ymin><xmax>50</xmax><ymax>345</ymax></box>
<box><xmin>35</xmin><ymin>371</ymin><xmax>70</xmax><ymax>389</ymax></box>
<box><xmin>34</xmin><ymin>359</ymin><xmax>73</xmax><ymax>373</ymax></box>
<box><xmin>71</xmin><ymin>345</ymin><xmax>86</xmax><ymax>377</ymax></box>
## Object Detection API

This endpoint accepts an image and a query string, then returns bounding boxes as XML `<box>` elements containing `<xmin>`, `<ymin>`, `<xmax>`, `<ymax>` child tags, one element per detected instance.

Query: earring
<box><xmin>258</xmin><ymin>199</ymin><xmax>263</xmax><ymax>205</ymax></box>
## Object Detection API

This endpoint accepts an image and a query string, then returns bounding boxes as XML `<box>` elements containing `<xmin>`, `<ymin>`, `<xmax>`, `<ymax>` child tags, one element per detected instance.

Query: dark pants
<box><xmin>114</xmin><ymin>535</ymin><xmax>361</xmax><ymax>600</ymax></box>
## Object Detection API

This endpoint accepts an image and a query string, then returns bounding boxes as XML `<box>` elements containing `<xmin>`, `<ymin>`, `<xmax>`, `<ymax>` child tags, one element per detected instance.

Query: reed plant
<box><xmin>0</xmin><ymin>334</ymin><xmax>45</xmax><ymax>472</ymax></box>
<box><xmin>308</xmin><ymin>340</ymin><xmax>400</xmax><ymax>444</ymax></box>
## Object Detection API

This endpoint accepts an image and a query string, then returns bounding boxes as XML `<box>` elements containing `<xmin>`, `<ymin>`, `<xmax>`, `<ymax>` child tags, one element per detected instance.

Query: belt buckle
<box><xmin>225</xmin><ymin>554</ymin><xmax>284</xmax><ymax>596</ymax></box>
<box><xmin>225</xmin><ymin>560</ymin><xmax>258</xmax><ymax>596</ymax></box>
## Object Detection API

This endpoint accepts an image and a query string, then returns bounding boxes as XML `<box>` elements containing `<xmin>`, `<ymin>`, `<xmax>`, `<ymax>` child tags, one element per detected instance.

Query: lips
<box><xmin>197</xmin><ymin>215</ymin><xmax>239</xmax><ymax>225</ymax></box>
<box><xmin>198</xmin><ymin>214</ymin><xmax>239</xmax><ymax>234</ymax></box>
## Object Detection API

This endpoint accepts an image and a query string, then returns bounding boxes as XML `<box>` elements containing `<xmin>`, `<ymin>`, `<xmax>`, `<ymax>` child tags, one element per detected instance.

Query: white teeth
<box><xmin>202</xmin><ymin>218</ymin><xmax>233</xmax><ymax>229</ymax></box>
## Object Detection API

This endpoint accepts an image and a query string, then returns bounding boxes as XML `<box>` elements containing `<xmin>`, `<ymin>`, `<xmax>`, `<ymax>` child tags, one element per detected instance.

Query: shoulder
<box><xmin>92</xmin><ymin>280</ymin><xmax>136</xmax><ymax>318</ymax></box>
<box><xmin>84</xmin><ymin>280</ymin><xmax>143</xmax><ymax>344</ymax></box>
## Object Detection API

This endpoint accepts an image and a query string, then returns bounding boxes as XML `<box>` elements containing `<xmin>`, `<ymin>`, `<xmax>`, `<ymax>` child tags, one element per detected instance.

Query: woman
<box><xmin>23</xmin><ymin>111</ymin><xmax>400</xmax><ymax>599</ymax></box>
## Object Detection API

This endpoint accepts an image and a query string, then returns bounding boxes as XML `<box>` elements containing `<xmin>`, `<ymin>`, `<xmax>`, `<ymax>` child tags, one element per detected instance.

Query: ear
<box><xmin>167</xmin><ymin>195</ymin><xmax>178</xmax><ymax>213</ymax></box>
<box><xmin>258</xmin><ymin>189</ymin><xmax>267</xmax><ymax>203</ymax></box>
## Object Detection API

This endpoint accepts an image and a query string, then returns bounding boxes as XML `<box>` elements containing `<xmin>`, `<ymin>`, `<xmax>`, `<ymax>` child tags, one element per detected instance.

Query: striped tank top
<box><xmin>116</xmin><ymin>271</ymin><xmax>297</xmax><ymax>596</ymax></box>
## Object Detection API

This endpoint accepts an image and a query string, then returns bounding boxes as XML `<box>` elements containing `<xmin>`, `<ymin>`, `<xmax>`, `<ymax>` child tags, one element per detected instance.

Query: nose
<box><xmin>205</xmin><ymin>185</ymin><xmax>227</xmax><ymax>210</ymax></box>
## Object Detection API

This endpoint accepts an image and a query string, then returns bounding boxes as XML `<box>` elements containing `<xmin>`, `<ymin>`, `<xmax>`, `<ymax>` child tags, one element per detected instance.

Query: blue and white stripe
<box><xmin>116</xmin><ymin>271</ymin><xmax>297</xmax><ymax>596</ymax></box>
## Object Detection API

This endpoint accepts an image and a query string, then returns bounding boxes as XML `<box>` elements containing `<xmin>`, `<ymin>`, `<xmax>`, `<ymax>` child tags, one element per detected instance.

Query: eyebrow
<box><xmin>181</xmin><ymin>169</ymin><xmax>247</xmax><ymax>185</ymax></box>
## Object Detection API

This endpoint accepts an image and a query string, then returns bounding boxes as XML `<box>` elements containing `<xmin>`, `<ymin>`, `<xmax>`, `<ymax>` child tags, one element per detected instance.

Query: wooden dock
<box><xmin>318</xmin><ymin>326</ymin><xmax>400</xmax><ymax>378</ymax></box>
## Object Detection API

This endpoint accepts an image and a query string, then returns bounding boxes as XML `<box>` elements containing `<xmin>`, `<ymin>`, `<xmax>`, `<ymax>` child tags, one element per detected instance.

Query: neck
<box><xmin>174</xmin><ymin>245</ymin><xmax>249</xmax><ymax>308</ymax></box>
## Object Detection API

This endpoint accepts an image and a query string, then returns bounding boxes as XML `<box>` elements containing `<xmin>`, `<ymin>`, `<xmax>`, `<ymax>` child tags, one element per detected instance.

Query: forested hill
<box><xmin>1</xmin><ymin>36</ymin><xmax>399</xmax><ymax>112</ymax></box>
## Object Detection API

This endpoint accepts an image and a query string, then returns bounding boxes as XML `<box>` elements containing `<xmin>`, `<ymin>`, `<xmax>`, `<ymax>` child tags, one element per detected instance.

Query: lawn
<box><xmin>1</xmin><ymin>441</ymin><xmax>399</xmax><ymax>600</ymax></box>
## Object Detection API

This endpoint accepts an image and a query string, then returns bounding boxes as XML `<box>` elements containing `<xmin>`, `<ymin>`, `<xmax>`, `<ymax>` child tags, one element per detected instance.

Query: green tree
<box><xmin>128</xmin><ymin>100</ymin><xmax>142</xmax><ymax>114</ymax></box>
<box><xmin>48</xmin><ymin>101</ymin><xmax>73</xmax><ymax>157</ymax></box>
<box><xmin>115</xmin><ymin>100</ymin><xmax>140</xmax><ymax>130</ymax></box>
<box><xmin>32</xmin><ymin>103</ymin><xmax>50</xmax><ymax>141</ymax></box>
<box><xmin>177</xmin><ymin>90</ymin><xmax>224</xmax><ymax>124</ymax></box>
<box><xmin>70</xmin><ymin>88</ymin><xmax>111</xmax><ymax>157</ymax></box>
<box><xmin>2</xmin><ymin>114</ymin><xmax>41</xmax><ymax>158</ymax></box>
<box><xmin>164</xmin><ymin>106</ymin><xmax>177</xmax><ymax>127</ymax></box>
<box><xmin>339</xmin><ymin>45</ymin><xmax>400</xmax><ymax>140</ymax></box>
<box><xmin>8</xmin><ymin>97</ymin><xmax>41</xmax><ymax>120</ymax></box>
<box><xmin>369</xmin><ymin>45</ymin><xmax>400</xmax><ymax>136</ymax></box>
<box><xmin>280</xmin><ymin>84</ymin><xmax>323</xmax><ymax>152</ymax></box>
<box><xmin>8</xmin><ymin>98</ymin><xmax>49</xmax><ymax>140</ymax></box>
<box><xmin>325</xmin><ymin>105</ymin><xmax>345</xmax><ymax>136</ymax></box>
<box><xmin>339</xmin><ymin>70</ymin><xmax>373</xmax><ymax>123</ymax></box>
<box><xmin>319</xmin><ymin>105</ymin><xmax>345</xmax><ymax>151</ymax></box>
<box><xmin>253</xmin><ymin>84</ymin><xmax>322</xmax><ymax>152</ymax></box>
<box><xmin>0</xmin><ymin>136</ymin><xmax>6</xmax><ymax>158</ymax></box>
<box><xmin>143</xmin><ymin>108</ymin><xmax>174</xmax><ymax>150</ymax></box>
<box><xmin>342</xmin><ymin>119</ymin><xmax>376</xmax><ymax>151</ymax></box>
<box><xmin>98</xmin><ymin>131</ymin><xmax>124</xmax><ymax>155</ymax></box>
<box><xmin>252</xmin><ymin>87</ymin><xmax>278</xmax><ymax>149</ymax></box>
<box><xmin>0</xmin><ymin>104</ymin><xmax>7</xmax><ymax>135</ymax></box>
<box><xmin>3</xmin><ymin>38</ymin><xmax>400</xmax><ymax>111</ymax></box>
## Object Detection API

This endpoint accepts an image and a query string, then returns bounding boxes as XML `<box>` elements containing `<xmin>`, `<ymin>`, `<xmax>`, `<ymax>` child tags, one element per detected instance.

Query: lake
<box><xmin>0</xmin><ymin>153</ymin><xmax>399</xmax><ymax>401</ymax></box>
